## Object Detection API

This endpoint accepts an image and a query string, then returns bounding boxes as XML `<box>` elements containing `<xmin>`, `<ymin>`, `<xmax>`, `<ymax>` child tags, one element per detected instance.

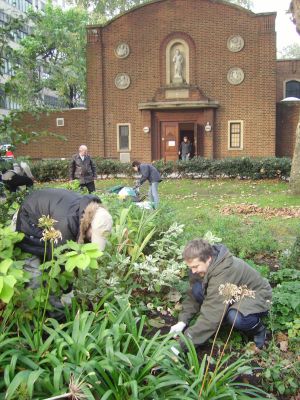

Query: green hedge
<box><xmin>29</xmin><ymin>156</ymin><xmax>291</xmax><ymax>182</ymax></box>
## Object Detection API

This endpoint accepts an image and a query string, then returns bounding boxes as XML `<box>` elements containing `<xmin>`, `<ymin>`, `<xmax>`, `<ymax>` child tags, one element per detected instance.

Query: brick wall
<box><xmin>276</xmin><ymin>59</ymin><xmax>300</xmax><ymax>102</ymax></box>
<box><xmin>16</xmin><ymin>0</ymin><xmax>287</xmax><ymax>161</ymax></box>
<box><xmin>86</xmin><ymin>0</ymin><xmax>277</xmax><ymax>161</ymax></box>
<box><xmin>276</xmin><ymin>102</ymin><xmax>300</xmax><ymax>157</ymax></box>
<box><xmin>15</xmin><ymin>109</ymin><xmax>88</xmax><ymax>159</ymax></box>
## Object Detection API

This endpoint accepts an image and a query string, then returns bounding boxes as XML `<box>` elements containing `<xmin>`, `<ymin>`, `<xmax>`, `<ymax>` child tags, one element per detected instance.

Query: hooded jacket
<box><xmin>179</xmin><ymin>244</ymin><xmax>272</xmax><ymax>346</ymax></box>
<box><xmin>16</xmin><ymin>188</ymin><xmax>101</xmax><ymax>257</ymax></box>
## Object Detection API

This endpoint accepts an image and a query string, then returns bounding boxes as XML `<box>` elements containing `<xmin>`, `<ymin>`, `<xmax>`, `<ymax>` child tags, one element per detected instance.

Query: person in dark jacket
<box><xmin>1</xmin><ymin>161</ymin><xmax>34</xmax><ymax>192</ymax></box>
<box><xmin>132</xmin><ymin>160</ymin><xmax>161</xmax><ymax>208</ymax></box>
<box><xmin>70</xmin><ymin>145</ymin><xmax>97</xmax><ymax>193</ymax></box>
<box><xmin>170</xmin><ymin>239</ymin><xmax>272</xmax><ymax>350</ymax></box>
<box><xmin>15</xmin><ymin>188</ymin><xmax>113</xmax><ymax>258</ymax></box>
<box><xmin>178</xmin><ymin>136</ymin><xmax>192</xmax><ymax>161</ymax></box>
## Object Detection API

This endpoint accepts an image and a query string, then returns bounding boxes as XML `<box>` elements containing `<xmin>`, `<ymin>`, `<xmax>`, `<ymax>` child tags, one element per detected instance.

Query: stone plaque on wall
<box><xmin>227</xmin><ymin>67</ymin><xmax>245</xmax><ymax>85</ymax></box>
<box><xmin>115</xmin><ymin>73</ymin><xmax>131</xmax><ymax>89</ymax></box>
<box><xmin>227</xmin><ymin>35</ymin><xmax>244</xmax><ymax>52</ymax></box>
<box><xmin>115</xmin><ymin>43</ymin><xmax>130</xmax><ymax>58</ymax></box>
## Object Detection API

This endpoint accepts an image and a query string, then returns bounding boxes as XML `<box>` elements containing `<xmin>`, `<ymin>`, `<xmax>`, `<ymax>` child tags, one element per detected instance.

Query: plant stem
<box><xmin>43</xmin><ymin>393</ymin><xmax>71</xmax><ymax>400</ymax></box>
<box><xmin>199</xmin><ymin>304</ymin><xmax>227</xmax><ymax>398</ymax></box>
<box><xmin>41</xmin><ymin>240</ymin><xmax>55</xmax><ymax>338</ymax></box>
<box><xmin>208</xmin><ymin>301</ymin><xmax>242</xmax><ymax>387</ymax></box>
<box><xmin>37</xmin><ymin>239</ymin><xmax>48</xmax><ymax>346</ymax></box>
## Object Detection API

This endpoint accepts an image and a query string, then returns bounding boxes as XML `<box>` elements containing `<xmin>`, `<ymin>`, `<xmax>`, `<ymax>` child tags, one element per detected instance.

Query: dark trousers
<box><xmin>80</xmin><ymin>181</ymin><xmax>95</xmax><ymax>193</ymax></box>
<box><xmin>192</xmin><ymin>281</ymin><xmax>268</xmax><ymax>331</ymax></box>
<box><xmin>5</xmin><ymin>175</ymin><xmax>33</xmax><ymax>193</ymax></box>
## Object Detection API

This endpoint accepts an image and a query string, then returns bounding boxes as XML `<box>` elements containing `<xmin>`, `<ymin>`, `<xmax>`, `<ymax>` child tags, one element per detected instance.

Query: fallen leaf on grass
<box><xmin>166</xmin><ymin>289</ymin><xmax>182</xmax><ymax>303</ymax></box>
<box><xmin>279</xmin><ymin>340</ymin><xmax>289</xmax><ymax>352</ymax></box>
<box><xmin>148</xmin><ymin>317</ymin><xmax>166</xmax><ymax>328</ymax></box>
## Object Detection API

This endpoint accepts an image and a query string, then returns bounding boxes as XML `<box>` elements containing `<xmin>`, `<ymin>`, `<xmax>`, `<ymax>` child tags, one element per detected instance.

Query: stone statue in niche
<box><xmin>227</xmin><ymin>35</ymin><xmax>244</xmax><ymax>52</ymax></box>
<box><xmin>115</xmin><ymin>43</ymin><xmax>130</xmax><ymax>58</ymax></box>
<box><xmin>227</xmin><ymin>67</ymin><xmax>244</xmax><ymax>85</ymax></box>
<box><xmin>172</xmin><ymin>48</ymin><xmax>184</xmax><ymax>83</ymax></box>
<box><xmin>115</xmin><ymin>73</ymin><xmax>130</xmax><ymax>89</ymax></box>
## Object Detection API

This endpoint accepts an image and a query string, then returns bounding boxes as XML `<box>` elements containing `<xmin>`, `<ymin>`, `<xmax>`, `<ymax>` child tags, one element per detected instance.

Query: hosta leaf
<box><xmin>0</xmin><ymin>276</ymin><xmax>3</xmax><ymax>293</ymax></box>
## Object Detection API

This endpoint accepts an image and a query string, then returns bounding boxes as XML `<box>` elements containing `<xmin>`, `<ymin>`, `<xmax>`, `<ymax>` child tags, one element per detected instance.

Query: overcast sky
<box><xmin>251</xmin><ymin>0</ymin><xmax>299</xmax><ymax>51</ymax></box>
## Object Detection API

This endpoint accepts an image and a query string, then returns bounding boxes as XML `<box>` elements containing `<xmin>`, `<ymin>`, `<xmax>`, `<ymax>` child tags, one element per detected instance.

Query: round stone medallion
<box><xmin>115</xmin><ymin>43</ymin><xmax>130</xmax><ymax>59</ymax></box>
<box><xmin>115</xmin><ymin>73</ymin><xmax>130</xmax><ymax>89</ymax></box>
<box><xmin>227</xmin><ymin>35</ymin><xmax>244</xmax><ymax>52</ymax></box>
<box><xmin>227</xmin><ymin>67</ymin><xmax>245</xmax><ymax>85</ymax></box>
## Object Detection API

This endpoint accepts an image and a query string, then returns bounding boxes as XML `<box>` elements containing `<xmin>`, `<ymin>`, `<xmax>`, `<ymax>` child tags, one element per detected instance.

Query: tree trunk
<box><xmin>289</xmin><ymin>112</ymin><xmax>300</xmax><ymax>194</ymax></box>
<box><xmin>289</xmin><ymin>0</ymin><xmax>300</xmax><ymax>195</ymax></box>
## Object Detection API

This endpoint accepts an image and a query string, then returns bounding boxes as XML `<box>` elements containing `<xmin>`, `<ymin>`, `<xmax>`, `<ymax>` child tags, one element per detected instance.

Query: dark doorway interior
<box><xmin>179</xmin><ymin>122</ymin><xmax>195</xmax><ymax>158</ymax></box>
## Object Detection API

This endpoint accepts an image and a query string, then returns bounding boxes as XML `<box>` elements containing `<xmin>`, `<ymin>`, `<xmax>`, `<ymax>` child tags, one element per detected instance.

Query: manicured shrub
<box><xmin>28</xmin><ymin>156</ymin><xmax>291</xmax><ymax>182</ymax></box>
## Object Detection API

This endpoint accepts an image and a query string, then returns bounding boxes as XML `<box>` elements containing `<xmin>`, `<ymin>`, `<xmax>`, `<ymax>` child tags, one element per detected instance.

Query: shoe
<box><xmin>248</xmin><ymin>320</ymin><xmax>266</xmax><ymax>349</ymax></box>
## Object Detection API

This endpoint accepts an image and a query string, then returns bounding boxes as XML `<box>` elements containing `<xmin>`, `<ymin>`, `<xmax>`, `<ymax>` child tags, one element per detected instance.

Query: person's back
<box><xmin>16</xmin><ymin>188</ymin><xmax>101</xmax><ymax>257</ymax></box>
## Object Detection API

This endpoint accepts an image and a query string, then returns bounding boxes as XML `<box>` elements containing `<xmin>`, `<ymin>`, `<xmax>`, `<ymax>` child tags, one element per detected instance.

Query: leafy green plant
<box><xmin>259</xmin><ymin>344</ymin><xmax>300</xmax><ymax>396</ymax></box>
<box><xmin>0</xmin><ymin>259</ymin><xmax>25</xmax><ymax>303</ymax></box>
<box><xmin>271</xmin><ymin>281</ymin><xmax>300</xmax><ymax>330</ymax></box>
<box><xmin>269</xmin><ymin>268</ymin><xmax>300</xmax><ymax>284</ymax></box>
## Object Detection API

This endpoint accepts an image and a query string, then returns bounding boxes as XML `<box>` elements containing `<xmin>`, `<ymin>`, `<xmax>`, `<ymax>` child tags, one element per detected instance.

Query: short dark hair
<box><xmin>132</xmin><ymin>160</ymin><xmax>141</xmax><ymax>167</ymax></box>
<box><xmin>183</xmin><ymin>239</ymin><xmax>213</xmax><ymax>262</ymax></box>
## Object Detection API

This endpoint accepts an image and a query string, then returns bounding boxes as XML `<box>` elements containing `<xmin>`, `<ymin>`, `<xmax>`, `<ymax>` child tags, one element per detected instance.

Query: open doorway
<box><xmin>179</xmin><ymin>122</ymin><xmax>195</xmax><ymax>159</ymax></box>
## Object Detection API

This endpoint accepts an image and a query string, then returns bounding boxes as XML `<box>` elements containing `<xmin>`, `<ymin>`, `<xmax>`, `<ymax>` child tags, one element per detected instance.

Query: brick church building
<box><xmin>17</xmin><ymin>0</ymin><xmax>300</xmax><ymax>161</ymax></box>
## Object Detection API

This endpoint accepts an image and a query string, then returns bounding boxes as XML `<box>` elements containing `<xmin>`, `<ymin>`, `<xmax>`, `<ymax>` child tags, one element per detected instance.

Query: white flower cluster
<box><xmin>218</xmin><ymin>283</ymin><xmax>255</xmax><ymax>304</ymax></box>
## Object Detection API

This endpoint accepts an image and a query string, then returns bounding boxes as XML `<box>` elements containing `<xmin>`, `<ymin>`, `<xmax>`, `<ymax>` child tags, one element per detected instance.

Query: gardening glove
<box><xmin>169</xmin><ymin>321</ymin><xmax>187</xmax><ymax>336</ymax></box>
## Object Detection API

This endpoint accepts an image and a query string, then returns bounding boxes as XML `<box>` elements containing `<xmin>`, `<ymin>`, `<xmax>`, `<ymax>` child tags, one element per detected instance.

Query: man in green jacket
<box><xmin>170</xmin><ymin>239</ymin><xmax>272</xmax><ymax>350</ymax></box>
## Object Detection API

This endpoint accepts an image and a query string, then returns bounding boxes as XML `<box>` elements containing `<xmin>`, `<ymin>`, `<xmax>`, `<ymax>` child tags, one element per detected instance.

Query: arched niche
<box><xmin>166</xmin><ymin>39</ymin><xmax>189</xmax><ymax>85</ymax></box>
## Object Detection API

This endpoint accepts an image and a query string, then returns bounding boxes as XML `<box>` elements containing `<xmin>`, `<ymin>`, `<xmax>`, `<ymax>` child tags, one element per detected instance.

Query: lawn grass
<box><xmin>94</xmin><ymin>178</ymin><xmax>300</xmax><ymax>259</ymax></box>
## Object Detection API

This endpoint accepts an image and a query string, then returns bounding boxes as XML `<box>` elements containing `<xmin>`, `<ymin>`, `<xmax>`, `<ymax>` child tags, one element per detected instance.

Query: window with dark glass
<box><xmin>118</xmin><ymin>125</ymin><xmax>130</xmax><ymax>150</ymax></box>
<box><xmin>286</xmin><ymin>80</ymin><xmax>300</xmax><ymax>99</ymax></box>
<box><xmin>229</xmin><ymin>122</ymin><xmax>241</xmax><ymax>149</ymax></box>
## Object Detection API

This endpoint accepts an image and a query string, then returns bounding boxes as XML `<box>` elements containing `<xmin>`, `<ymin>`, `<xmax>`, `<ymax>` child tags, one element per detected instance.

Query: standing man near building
<box><xmin>132</xmin><ymin>161</ymin><xmax>161</xmax><ymax>208</ymax></box>
<box><xmin>178</xmin><ymin>136</ymin><xmax>192</xmax><ymax>161</ymax></box>
<box><xmin>170</xmin><ymin>239</ymin><xmax>272</xmax><ymax>350</ymax></box>
<box><xmin>70</xmin><ymin>145</ymin><xmax>97</xmax><ymax>193</ymax></box>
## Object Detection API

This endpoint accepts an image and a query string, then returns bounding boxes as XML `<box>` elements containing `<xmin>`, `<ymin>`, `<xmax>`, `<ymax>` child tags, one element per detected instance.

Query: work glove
<box><xmin>169</xmin><ymin>321</ymin><xmax>187</xmax><ymax>336</ymax></box>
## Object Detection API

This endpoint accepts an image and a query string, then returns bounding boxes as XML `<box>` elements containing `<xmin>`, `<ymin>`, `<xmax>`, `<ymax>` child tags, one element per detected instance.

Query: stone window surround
<box><xmin>228</xmin><ymin>120</ymin><xmax>244</xmax><ymax>150</ymax></box>
<box><xmin>117</xmin><ymin>123</ymin><xmax>131</xmax><ymax>152</ymax></box>
<box><xmin>284</xmin><ymin>79</ymin><xmax>300</xmax><ymax>99</ymax></box>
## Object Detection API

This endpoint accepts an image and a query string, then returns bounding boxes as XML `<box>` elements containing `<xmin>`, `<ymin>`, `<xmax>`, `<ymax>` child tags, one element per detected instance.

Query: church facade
<box><xmin>16</xmin><ymin>0</ymin><xmax>300</xmax><ymax>161</ymax></box>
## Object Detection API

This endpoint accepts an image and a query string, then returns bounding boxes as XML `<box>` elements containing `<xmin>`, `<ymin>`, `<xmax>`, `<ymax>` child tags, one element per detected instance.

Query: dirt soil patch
<box><xmin>221</xmin><ymin>204</ymin><xmax>300</xmax><ymax>219</ymax></box>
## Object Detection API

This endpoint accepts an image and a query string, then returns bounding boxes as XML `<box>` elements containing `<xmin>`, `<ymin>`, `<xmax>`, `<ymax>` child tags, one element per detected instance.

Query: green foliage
<box><xmin>271</xmin><ymin>281</ymin><xmax>300</xmax><ymax>330</ymax></box>
<box><xmin>260</xmin><ymin>345</ymin><xmax>300</xmax><ymax>396</ymax></box>
<box><xmin>31</xmin><ymin>159</ymin><xmax>70</xmax><ymax>181</ymax></box>
<box><xmin>0</xmin><ymin>189</ymin><xmax>29</xmax><ymax>226</ymax></box>
<box><xmin>269</xmin><ymin>268</ymin><xmax>300</xmax><ymax>284</ymax></box>
<box><xmin>7</xmin><ymin>4</ymin><xmax>88</xmax><ymax>110</ymax></box>
<box><xmin>287</xmin><ymin>235</ymin><xmax>300</xmax><ymax>270</ymax></box>
<box><xmin>0</xmin><ymin>297</ymin><xmax>267</xmax><ymax>399</ymax></box>
<box><xmin>27</xmin><ymin>157</ymin><xmax>292</xmax><ymax>182</ymax></box>
<box><xmin>0</xmin><ymin>259</ymin><xmax>25</xmax><ymax>303</ymax></box>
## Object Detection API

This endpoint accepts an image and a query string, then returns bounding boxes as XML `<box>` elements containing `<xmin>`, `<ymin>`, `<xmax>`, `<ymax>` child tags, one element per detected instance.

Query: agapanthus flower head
<box><xmin>219</xmin><ymin>283</ymin><xmax>255</xmax><ymax>304</ymax></box>
<box><xmin>38</xmin><ymin>215</ymin><xmax>58</xmax><ymax>230</ymax></box>
<box><xmin>69</xmin><ymin>373</ymin><xmax>91</xmax><ymax>400</ymax></box>
<box><xmin>40</xmin><ymin>227</ymin><xmax>62</xmax><ymax>244</ymax></box>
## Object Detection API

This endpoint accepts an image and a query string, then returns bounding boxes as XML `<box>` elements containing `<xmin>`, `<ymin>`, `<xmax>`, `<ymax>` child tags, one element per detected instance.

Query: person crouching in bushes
<box><xmin>169</xmin><ymin>239</ymin><xmax>272</xmax><ymax>351</ymax></box>
<box><xmin>14</xmin><ymin>188</ymin><xmax>113</xmax><ymax>258</ymax></box>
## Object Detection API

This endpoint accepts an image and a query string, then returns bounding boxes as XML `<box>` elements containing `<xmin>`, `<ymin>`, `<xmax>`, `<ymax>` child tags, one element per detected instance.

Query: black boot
<box><xmin>247</xmin><ymin>320</ymin><xmax>266</xmax><ymax>349</ymax></box>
